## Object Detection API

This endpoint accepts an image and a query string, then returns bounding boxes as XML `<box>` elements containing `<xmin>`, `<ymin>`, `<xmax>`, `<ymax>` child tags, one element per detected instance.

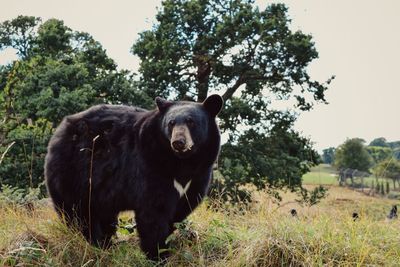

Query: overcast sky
<box><xmin>1</xmin><ymin>0</ymin><xmax>399</xmax><ymax>152</ymax></box>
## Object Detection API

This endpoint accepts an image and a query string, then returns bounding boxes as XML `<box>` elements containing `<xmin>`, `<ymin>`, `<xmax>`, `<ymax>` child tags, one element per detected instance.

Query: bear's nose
<box><xmin>172</xmin><ymin>139</ymin><xmax>186</xmax><ymax>151</ymax></box>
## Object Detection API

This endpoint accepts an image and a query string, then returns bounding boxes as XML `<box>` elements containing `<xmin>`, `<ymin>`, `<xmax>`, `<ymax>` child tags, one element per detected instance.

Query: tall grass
<box><xmin>1</xmin><ymin>186</ymin><xmax>399</xmax><ymax>266</ymax></box>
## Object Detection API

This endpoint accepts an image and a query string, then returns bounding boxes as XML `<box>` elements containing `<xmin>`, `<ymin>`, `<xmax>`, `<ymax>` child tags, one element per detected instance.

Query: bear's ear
<box><xmin>155</xmin><ymin>97</ymin><xmax>173</xmax><ymax>112</ymax></box>
<box><xmin>203</xmin><ymin>94</ymin><xmax>223</xmax><ymax>117</ymax></box>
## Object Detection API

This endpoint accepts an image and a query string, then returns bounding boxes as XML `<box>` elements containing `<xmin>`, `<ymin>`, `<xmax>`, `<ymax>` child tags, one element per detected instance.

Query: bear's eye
<box><xmin>168</xmin><ymin>120</ymin><xmax>175</xmax><ymax>129</ymax></box>
<box><xmin>186</xmin><ymin>118</ymin><xmax>195</xmax><ymax>127</ymax></box>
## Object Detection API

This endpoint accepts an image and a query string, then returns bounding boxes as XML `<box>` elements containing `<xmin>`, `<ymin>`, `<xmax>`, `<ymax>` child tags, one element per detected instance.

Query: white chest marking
<box><xmin>174</xmin><ymin>179</ymin><xmax>192</xmax><ymax>198</ymax></box>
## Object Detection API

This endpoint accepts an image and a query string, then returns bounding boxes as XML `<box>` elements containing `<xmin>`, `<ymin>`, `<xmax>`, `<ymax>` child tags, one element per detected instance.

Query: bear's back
<box><xmin>45</xmin><ymin>104</ymin><xmax>150</xmax><ymax>207</ymax></box>
<box><xmin>46</xmin><ymin>104</ymin><xmax>147</xmax><ymax>156</ymax></box>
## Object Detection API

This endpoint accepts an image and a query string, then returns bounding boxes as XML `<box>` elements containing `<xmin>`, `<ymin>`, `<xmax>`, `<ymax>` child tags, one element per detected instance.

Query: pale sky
<box><xmin>1</xmin><ymin>0</ymin><xmax>399</xmax><ymax>152</ymax></box>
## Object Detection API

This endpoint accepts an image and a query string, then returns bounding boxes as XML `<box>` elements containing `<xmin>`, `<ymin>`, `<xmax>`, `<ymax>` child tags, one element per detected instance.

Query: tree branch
<box><xmin>222</xmin><ymin>76</ymin><xmax>244</xmax><ymax>101</ymax></box>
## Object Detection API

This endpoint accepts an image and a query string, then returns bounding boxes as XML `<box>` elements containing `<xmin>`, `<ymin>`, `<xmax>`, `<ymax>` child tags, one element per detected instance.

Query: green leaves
<box><xmin>334</xmin><ymin>138</ymin><xmax>372</xmax><ymax>172</ymax></box>
<box><xmin>0</xmin><ymin>118</ymin><xmax>53</xmax><ymax>189</ymax></box>
<box><xmin>217</xmin><ymin>124</ymin><xmax>320</xmax><ymax>204</ymax></box>
<box><xmin>36</xmin><ymin>19</ymin><xmax>72</xmax><ymax>55</ymax></box>
<box><xmin>132</xmin><ymin>0</ymin><xmax>332</xmax><ymax>122</ymax></box>
<box><xmin>0</xmin><ymin>16</ymin><xmax>146</xmax><ymax>189</ymax></box>
<box><xmin>0</xmin><ymin>16</ymin><xmax>41</xmax><ymax>59</ymax></box>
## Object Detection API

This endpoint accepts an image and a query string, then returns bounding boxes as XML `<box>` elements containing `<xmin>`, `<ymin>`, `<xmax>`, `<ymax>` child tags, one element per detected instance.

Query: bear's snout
<box><xmin>170</xmin><ymin>125</ymin><xmax>194</xmax><ymax>155</ymax></box>
<box><xmin>172</xmin><ymin>139</ymin><xmax>186</xmax><ymax>151</ymax></box>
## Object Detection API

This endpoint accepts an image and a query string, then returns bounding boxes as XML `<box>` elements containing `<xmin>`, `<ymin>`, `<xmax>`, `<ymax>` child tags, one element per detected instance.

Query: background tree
<box><xmin>387</xmin><ymin>141</ymin><xmax>400</xmax><ymax>160</ymax></box>
<box><xmin>0</xmin><ymin>16</ymin><xmax>150</xmax><ymax>191</ymax></box>
<box><xmin>369</xmin><ymin>137</ymin><xmax>388</xmax><ymax>147</ymax></box>
<box><xmin>214</xmin><ymin>120</ymin><xmax>321</xmax><ymax>203</ymax></box>
<box><xmin>132</xmin><ymin>0</ymin><xmax>333</xmax><ymax>203</ymax></box>
<box><xmin>322</xmin><ymin>147</ymin><xmax>335</xmax><ymax>164</ymax></box>
<box><xmin>0</xmin><ymin>15</ymin><xmax>41</xmax><ymax>59</ymax></box>
<box><xmin>373</xmin><ymin>159</ymin><xmax>400</xmax><ymax>189</ymax></box>
<box><xmin>366</xmin><ymin>146</ymin><xmax>392</xmax><ymax>165</ymax></box>
<box><xmin>334</xmin><ymin>138</ymin><xmax>372</xmax><ymax>172</ymax></box>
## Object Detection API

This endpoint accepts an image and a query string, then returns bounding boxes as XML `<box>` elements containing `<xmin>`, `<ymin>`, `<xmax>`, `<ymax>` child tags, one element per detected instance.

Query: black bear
<box><xmin>45</xmin><ymin>95</ymin><xmax>223</xmax><ymax>259</ymax></box>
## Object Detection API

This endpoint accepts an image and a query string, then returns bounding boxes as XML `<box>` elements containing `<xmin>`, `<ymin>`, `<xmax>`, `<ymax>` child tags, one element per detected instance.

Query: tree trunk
<box><xmin>194</xmin><ymin>54</ymin><xmax>211</xmax><ymax>102</ymax></box>
<box><xmin>197</xmin><ymin>82</ymin><xmax>208</xmax><ymax>102</ymax></box>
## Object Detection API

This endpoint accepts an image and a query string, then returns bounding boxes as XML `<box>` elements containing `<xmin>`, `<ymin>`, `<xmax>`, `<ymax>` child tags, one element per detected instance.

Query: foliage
<box><xmin>369</xmin><ymin>137</ymin><xmax>388</xmax><ymax>147</ymax></box>
<box><xmin>366</xmin><ymin>146</ymin><xmax>392</xmax><ymax>165</ymax></box>
<box><xmin>215</xmin><ymin>121</ymin><xmax>321</xmax><ymax>204</ymax></box>
<box><xmin>334</xmin><ymin>138</ymin><xmax>372</xmax><ymax>172</ymax></box>
<box><xmin>132</xmin><ymin>0</ymin><xmax>333</xmax><ymax>203</ymax></box>
<box><xmin>0</xmin><ymin>119</ymin><xmax>53</xmax><ymax>189</ymax></box>
<box><xmin>387</xmin><ymin>141</ymin><xmax>400</xmax><ymax>148</ymax></box>
<box><xmin>386</xmin><ymin>141</ymin><xmax>400</xmax><ymax>160</ymax></box>
<box><xmin>0</xmin><ymin>184</ymin><xmax>41</xmax><ymax>207</ymax></box>
<box><xmin>296</xmin><ymin>185</ymin><xmax>328</xmax><ymax>206</ymax></box>
<box><xmin>0</xmin><ymin>15</ymin><xmax>41</xmax><ymax>58</ymax></box>
<box><xmin>0</xmin><ymin>18</ymin><xmax>150</xmax><ymax>126</ymax></box>
<box><xmin>321</xmin><ymin>147</ymin><xmax>335</xmax><ymax>164</ymax></box>
<box><xmin>373</xmin><ymin>158</ymin><xmax>400</xmax><ymax>189</ymax></box>
<box><xmin>0</xmin><ymin>16</ymin><xmax>151</xmax><ymax>189</ymax></box>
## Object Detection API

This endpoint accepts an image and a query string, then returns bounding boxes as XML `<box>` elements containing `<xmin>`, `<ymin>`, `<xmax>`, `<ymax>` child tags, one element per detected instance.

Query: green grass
<box><xmin>302</xmin><ymin>164</ymin><xmax>338</xmax><ymax>185</ymax></box>
<box><xmin>1</xmin><ymin>186</ymin><xmax>399</xmax><ymax>266</ymax></box>
<box><xmin>303</xmin><ymin>164</ymin><xmax>400</xmax><ymax>194</ymax></box>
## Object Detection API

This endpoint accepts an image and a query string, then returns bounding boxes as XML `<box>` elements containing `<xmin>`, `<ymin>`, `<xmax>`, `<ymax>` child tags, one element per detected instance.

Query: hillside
<box><xmin>0</xmin><ymin>171</ymin><xmax>399</xmax><ymax>266</ymax></box>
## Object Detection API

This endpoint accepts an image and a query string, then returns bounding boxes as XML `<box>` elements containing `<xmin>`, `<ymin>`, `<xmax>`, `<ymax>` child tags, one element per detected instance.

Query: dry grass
<box><xmin>0</xmin><ymin>186</ymin><xmax>399</xmax><ymax>266</ymax></box>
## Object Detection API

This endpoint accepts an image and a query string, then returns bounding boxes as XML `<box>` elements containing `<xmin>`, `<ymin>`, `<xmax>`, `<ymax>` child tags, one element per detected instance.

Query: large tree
<box><xmin>373</xmin><ymin>158</ymin><xmax>400</xmax><ymax>189</ymax></box>
<box><xmin>132</xmin><ymin>0</ymin><xmax>333</xmax><ymax>202</ymax></box>
<box><xmin>322</xmin><ymin>147</ymin><xmax>335</xmax><ymax>164</ymax></box>
<box><xmin>335</xmin><ymin>138</ymin><xmax>372</xmax><ymax>172</ymax></box>
<box><xmin>369</xmin><ymin>137</ymin><xmax>388</xmax><ymax>147</ymax></box>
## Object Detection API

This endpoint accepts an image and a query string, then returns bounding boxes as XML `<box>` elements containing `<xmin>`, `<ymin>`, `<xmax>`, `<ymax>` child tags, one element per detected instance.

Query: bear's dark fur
<box><xmin>45</xmin><ymin>95</ymin><xmax>223</xmax><ymax>259</ymax></box>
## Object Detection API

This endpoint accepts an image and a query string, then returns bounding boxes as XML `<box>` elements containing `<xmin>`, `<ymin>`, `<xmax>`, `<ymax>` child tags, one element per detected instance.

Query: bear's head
<box><xmin>156</xmin><ymin>94</ymin><xmax>223</xmax><ymax>158</ymax></box>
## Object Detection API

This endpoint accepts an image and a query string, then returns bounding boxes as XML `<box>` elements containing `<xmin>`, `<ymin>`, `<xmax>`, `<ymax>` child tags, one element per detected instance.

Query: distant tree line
<box><xmin>322</xmin><ymin>137</ymin><xmax>400</xmax><ymax>189</ymax></box>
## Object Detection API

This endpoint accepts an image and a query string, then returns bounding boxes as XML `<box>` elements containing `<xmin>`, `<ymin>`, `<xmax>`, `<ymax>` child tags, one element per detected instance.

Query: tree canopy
<box><xmin>366</xmin><ymin>146</ymin><xmax>392</xmax><ymax>165</ymax></box>
<box><xmin>0</xmin><ymin>15</ymin><xmax>41</xmax><ymax>59</ymax></box>
<box><xmin>334</xmin><ymin>138</ymin><xmax>372</xmax><ymax>172</ymax></box>
<box><xmin>373</xmin><ymin>159</ymin><xmax>400</xmax><ymax>189</ymax></box>
<box><xmin>369</xmin><ymin>137</ymin><xmax>388</xmax><ymax>147</ymax></box>
<box><xmin>322</xmin><ymin>147</ymin><xmax>335</xmax><ymax>164</ymax></box>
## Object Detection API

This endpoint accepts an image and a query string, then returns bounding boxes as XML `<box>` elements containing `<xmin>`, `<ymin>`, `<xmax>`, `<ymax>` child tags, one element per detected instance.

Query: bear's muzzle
<box><xmin>170</xmin><ymin>125</ymin><xmax>194</xmax><ymax>156</ymax></box>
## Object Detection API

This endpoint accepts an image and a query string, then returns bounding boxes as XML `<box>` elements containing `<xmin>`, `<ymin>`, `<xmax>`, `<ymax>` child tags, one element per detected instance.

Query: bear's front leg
<box><xmin>136</xmin><ymin>210</ymin><xmax>173</xmax><ymax>260</ymax></box>
<box><xmin>135</xmin><ymin>195</ymin><xmax>176</xmax><ymax>260</ymax></box>
<box><xmin>171</xmin><ymin>171</ymin><xmax>211</xmax><ymax>228</ymax></box>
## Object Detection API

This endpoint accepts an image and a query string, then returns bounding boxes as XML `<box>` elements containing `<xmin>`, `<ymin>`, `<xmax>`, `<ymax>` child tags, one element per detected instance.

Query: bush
<box><xmin>0</xmin><ymin>118</ymin><xmax>52</xmax><ymax>190</ymax></box>
<box><xmin>0</xmin><ymin>184</ymin><xmax>42</xmax><ymax>208</ymax></box>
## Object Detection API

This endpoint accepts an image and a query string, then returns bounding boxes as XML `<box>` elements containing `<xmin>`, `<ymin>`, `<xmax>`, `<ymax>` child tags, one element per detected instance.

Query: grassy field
<box><xmin>0</xmin><ymin>164</ymin><xmax>399</xmax><ymax>266</ymax></box>
<box><xmin>302</xmin><ymin>164</ymin><xmax>338</xmax><ymax>185</ymax></box>
<box><xmin>0</xmin><ymin>184</ymin><xmax>399</xmax><ymax>266</ymax></box>
<box><xmin>303</xmin><ymin>164</ymin><xmax>399</xmax><ymax>194</ymax></box>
